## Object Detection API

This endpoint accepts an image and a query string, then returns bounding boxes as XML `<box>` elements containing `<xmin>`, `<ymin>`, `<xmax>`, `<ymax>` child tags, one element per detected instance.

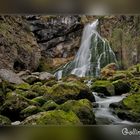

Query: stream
<box><xmin>93</xmin><ymin>92</ymin><xmax>134</xmax><ymax>125</ymax></box>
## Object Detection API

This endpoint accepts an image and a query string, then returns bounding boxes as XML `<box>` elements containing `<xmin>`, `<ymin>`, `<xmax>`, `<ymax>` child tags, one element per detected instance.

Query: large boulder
<box><xmin>21</xmin><ymin>110</ymin><xmax>82</xmax><ymax>125</ymax></box>
<box><xmin>57</xmin><ymin>99</ymin><xmax>96</xmax><ymax>124</ymax></box>
<box><xmin>42</xmin><ymin>100</ymin><xmax>58</xmax><ymax>111</ymax></box>
<box><xmin>0</xmin><ymin>92</ymin><xmax>36</xmax><ymax>121</ymax></box>
<box><xmin>0</xmin><ymin>69</ymin><xmax>24</xmax><ymax>85</ymax></box>
<box><xmin>44</xmin><ymin>81</ymin><xmax>95</xmax><ymax>104</ymax></box>
<box><xmin>110</xmin><ymin>93</ymin><xmax>140</xmax><ymax>122</ymax></box>
<box><xmin>91</xmin><ymin>80</ymin><xmax>115</xmax><ymax>96</ymax></box>
<box><xmin>112</xmin><ymin>80</ymin><xmax>131</xmax><ymax>95</ymax></box>
<box><xmin>20</xmin><ymin>105</ymin><xmax>43</xmax><ymax>119</ymax></box>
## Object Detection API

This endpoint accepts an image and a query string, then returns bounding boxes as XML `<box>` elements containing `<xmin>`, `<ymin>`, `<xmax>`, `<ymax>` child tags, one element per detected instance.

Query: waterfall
<box><xmin>55</xmin><ymin>19</ymin><xmax>118</xmax><ymax>79</ymax></box>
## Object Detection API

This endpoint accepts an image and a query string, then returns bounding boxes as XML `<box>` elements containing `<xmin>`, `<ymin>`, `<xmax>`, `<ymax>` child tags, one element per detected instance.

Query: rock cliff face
<box><xmin>25</xmin><ymin>15</ymin><xmax>84</xmax><ymax>72</ymax></box>
<box><xmin>0</xmin><ymin>15</ymin><xmax>140</xmax><ymax>73</ymax></box>
<box><xmin>0</xmin><ymin>16</ymin><xmax>41</xmax><ymax>72</ymax></box>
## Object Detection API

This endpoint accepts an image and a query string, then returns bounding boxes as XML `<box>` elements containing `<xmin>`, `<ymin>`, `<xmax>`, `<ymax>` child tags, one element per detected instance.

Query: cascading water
<box><xmin>55</xmin><ymin>19</ymin><xmax>118</xmax><ymax>79</ymax></box>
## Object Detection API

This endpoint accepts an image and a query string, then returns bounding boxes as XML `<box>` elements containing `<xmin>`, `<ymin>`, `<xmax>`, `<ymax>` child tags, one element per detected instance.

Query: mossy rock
<box><xmin>110</xmin><ymin>93</ymin><xmax>140</xmax><ymax>122</ymax></box>
<box><xmin>44</xmin><ymin>81</ymin><xmax>95</xmax><ymax>104</ymax></box>
<box><xmin>91</xmin><ymin>80</ymin><xmax>115</xmax><ymax>96</ymax></box>
<box><xmin>0</xmin><ymin>92</ymin><xmax>37</xmax><ymax>121</ymax></box>
<box><xmin>62</xmin><ymin>75</ymin><xmax>81</xmax><ymax>82</ymax></box>
<box><xmin>44</xmin><ymin>80</ymin><xmax>58</xmax><ymax>87</ymax></box>
<box><xmin>20</xmin><ymin>105</ymin><xmax>43</xmax><ymax>119</ymax></box>
<box><xmin>31</xmin><ymin>84</ymin><xmax>48</xmax><ymax>95</ymax></box>
<box><xmin>15</xmin><ymin>89</ymin><xmax>41</xmax><ymax>99</ymax></box>
<box><xmin>0</xmin><ymin>115</ymin><xmax>11</xmax><ymax>125</ymax></box>
<box><xmin>22</xmin><ymin>110</ymin><xmax>82</xmax><ymax>125</ymax></box>
<box><xmin>129</xmin><ymin>79</ymin><xmax>140</xmax><ymax>93</ymax></box>
<box><xmin>112</xmin><ymin>80</ymin><xmax>131</xmax><ymax>95</ymax></box>
<box><xmin>42</xmin><ymin>100</ymin><xmax>58</xmax><ymax>111</ymax></box>
<box><xmin>123</xmin><ymin>93</ymin><xmax>140</xmax><ymax>114</ymax></box>
<box><xmin>108</xmin><ymin>73</ymin><xmax>126</xmax><ymax>81</ymax></box>
<box><xmin>57</xmin><ymin>99</ymin><xmax>96</xmax><ymax>124</ymax></box>
<box><xmin>31</xmin><ymin>96</ymin><xmax>47</xmax><ymax>106</ymax></box>
<box><xmin>128</xmin><ymin>64</ymin><xmax>140</xmax><ymax>75</ymax></box>
<box><xmin>15</xmin><ymin>83</ymin><xmax>31</xmax><ymax>90</ymax></box>
<box><xmin>22</xmin><ymin>75</ymin><xmax>40</xmax><ymax>85</ymax></box>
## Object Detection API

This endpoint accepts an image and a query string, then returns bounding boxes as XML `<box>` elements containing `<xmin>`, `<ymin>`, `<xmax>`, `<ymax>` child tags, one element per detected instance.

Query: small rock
<box><xmin>0</xmin><ymin>69</ymin><xmax>24</xmax><ymax>84</ymax></box>
<box><xmin>39</xmin><ymin>72</ymin><xmax>55</xmax><ymax>82</ymax></box>
<box><xmin>22</xmin><ymin>75</ymin><xmax>39</xmax><ymax>84</ymax></box>
<box><xmin>11</xmin><ymin>121</ymin><xmax>21</xmax><ymax>125</ymax></box>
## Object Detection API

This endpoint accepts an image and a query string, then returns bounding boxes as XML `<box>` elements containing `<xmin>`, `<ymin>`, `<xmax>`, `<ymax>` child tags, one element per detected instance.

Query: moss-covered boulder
<box><xmin>0</xmin><ymin>92</ymin><xmax>36</xmax><ymax>121</ymax></box>
<box><xmin>0</xmin><ymin>115</ymin><xmax>11</xmax><ymax>125</ymax></box>
<box><xmin>108</xmin><ymin>73</ymin><xmax>126</xmax><ymax>81</ymax></box>
<box><xmin>22</xmin><ymin>75</ymin><xmax>39</xmax><ymax>84</ymax></box>
<box><xmin>57</xmin><ymin>99</ymin><xmax>96</xmax><ymax>124</ymax></box>
<box><xmin>15</xmin><ymin>89</ymin><xmax>40</xmax><ymax>99</ymax></box>
<box><xmin>22</xmin><ymin>110</ymin><xmax>82</xmax><ymax>125</ymax></box>
<box><xmin>15</xmin><ymin>83</ymin><xmax>31</xmax><ymax>90</ymax></box>
<box><xmin>91</xmin><ymin>80</ymin><xmax>115</xmax><ymax>96</ymax></box>
<box><xmin>42</xmin><ymin>100</ymin><xmax>58</xmax><ymax>111</ymax></box>
<box><xmin>44</xmin><ymin>81</ymin><xmax>95</xmax><ymax>104</ymax></box>
<box><xmin>112</xmin><ymin>80</ymin><xmax>131</xmax><ymax>95</ymax></box>
<box><xmin>20</xmin><ymin>105</ymin><xmax>43</xmax><ymax>119</ymax></box>
<box><xmin>62</xmin><ymin>75</ymin><xmax>81</xmax><ymax>82</ymax></box>
<box><xmin>44</xmin><ymin>80</ymin><xmax>58</xmax><ymax>87</ymax></box>
<box><xmin>31</xmin><ymin>84</ymin><xmax>48</xmax><ymax>95</ymax></box>
<box><xmin>110</xmin><ymin>93</ymin><xmax>140</xmax><ymax>122</ymax></box>
<box><xmin>31</xmin><ymin>96</ymin><xmax>47</xmax><ymax>106</ymax></box>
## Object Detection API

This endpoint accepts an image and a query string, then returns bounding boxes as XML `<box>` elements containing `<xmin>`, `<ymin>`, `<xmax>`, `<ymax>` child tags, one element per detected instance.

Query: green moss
<box><xmin>15</xmin><ymin>89</ymin><xmax>40</xmax><ymax>99</ymax></box>
<box><xmin>108</xmin><ymin>73</ymin><xmax>126</xmax><ymax>81</ymax></box>
<box><xmin>44</xmin><ymin>81</ymin><xmax>95</xmax><ymax>104</ymax></box>
<box><xmin>31</xmin><ymin>84</ymin><xmax>48</xmax><ymax>95</ymax></box>
<box><xmin>91</xmin><ymin>80</ymin><xmax>115</xmax><ymax>96</ymax></box>
<box><xmin>0</xmin><ymin>92</ymin><xmax>37</xmax><ymax>121</ymax></box>
<box><xmin>57</xmin><ymin>99</ymin><xmax>96</xmax><ymax>124</ymax></box>
<box><xmin>15</xmin><ymin>83</ymin><xmax>31</xmax><ymax>90</ymax></box>
<box><xmin>128</xmin><ymin>79</ymin><xmax>140</xmax><ymax>93</ymax></box>
<box><xmin>20</xmin><ymin>105</ymin><xmax>43</xmax><ymax>119</ymax></box>
<box><xmin>22</xmin><ymin>110</ymin><xmax>82</xmax><ymax>125</ymax></box>
<box><xmin>33</xmin><ymin>82</ymin><xmax>43</xmax><ymax>86</ymax></box>
<box><xmin>0</xmin><ymin>115</ymin><xmax>11</xmax><ymax>125</ymax></box>
<box><xmin>45</xmin><ymin>80</ymin><xmax>58</xmax><ymax>87</ymax></box>
<box><xmin>31</xmin><ymin>96</ymin><xmax>47</xmax><ymax>106</ymax></box>
<box><xmin>42</xmin><ymin>100</ymin><xmax>58</xmax><ymax>111</ymax></box>
<box><xmin>123</xmin><ymin>93</ymin><xmax>140</xmax><ymax>114</ymax></box>
<box><xmin>112</xmin><ymin>80</ymin><xmax>131</xmax><ymax>95</ymax></box>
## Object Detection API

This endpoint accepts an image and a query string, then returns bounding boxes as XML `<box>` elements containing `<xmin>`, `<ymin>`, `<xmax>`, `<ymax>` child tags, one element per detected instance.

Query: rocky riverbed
<box><xmin>0</xmin><ymin>63</ymin><xmax>139</xmax><ymax>125</ymax></box>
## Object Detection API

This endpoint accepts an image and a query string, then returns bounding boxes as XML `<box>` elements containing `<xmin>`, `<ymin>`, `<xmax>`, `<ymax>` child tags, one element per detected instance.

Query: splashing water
<box><xmin>55</xmin><ymin>19</ymin><xmax>118</xmax><ymax>79</ymax></box>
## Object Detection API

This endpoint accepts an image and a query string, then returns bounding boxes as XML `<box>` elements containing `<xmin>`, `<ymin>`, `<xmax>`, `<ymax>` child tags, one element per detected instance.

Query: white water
<box><xmin>93</xmin><ymin>92</ymin><xmax>134</xmax><ymax>125</ymax></box>
<box><xmin>71</xmin><ymin>20</ymin><xmax>99</xmax><ymax>77</ymax></box>
<box><xmin>55</xmin><ymin>19</ymin><xmax>118</xmax><ymax>79</ymax></box>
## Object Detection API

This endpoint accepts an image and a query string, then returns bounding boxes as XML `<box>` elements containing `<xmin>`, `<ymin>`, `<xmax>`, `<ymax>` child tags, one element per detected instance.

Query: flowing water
<box><xmin>55</xmin><ymin>19</ymin><xmax>118</xmax><ymax>79</ymax></box>
<box><xmin>93</xmin><ymin>92</ymin><xmax>134</xmax><ymax>125</ymax></box>
<box><xmin>54</xmin><ymin>20</ymin><xmax>134</xmax><ymax>125</ymax></box>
